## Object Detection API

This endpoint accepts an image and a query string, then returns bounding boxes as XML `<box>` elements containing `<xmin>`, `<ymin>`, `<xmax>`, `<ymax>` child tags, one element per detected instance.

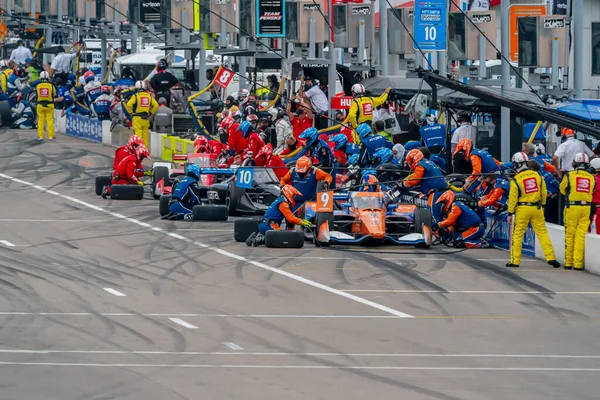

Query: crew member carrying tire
<box><xmin>102</xmin><ymin>146</ymin><xmax>150</xmax><ymax>198</ymax></box>
<box><xmin>434</xmin><ymin>190</ymin><xmax>486</xmax><ymax>248</ymax></box>
<box><xmin>127</xmin><ymin>80</ymin><xmax>158</xmax><ymax>148</ymax></box>
<box><xmin>36</xmin><ymin>71</ymin><xmax>57</xmax><ymax>141</ymax></box>
<box><xmin>162</xmin><ymin>164</ymin><xmax>202</xmax><ymax>221</ymax></box>
<box><xmin>559</xmin><ymin>152</ymin><xmax>595</xmax><ymax>270</ymax></box>
<box><xmin>246</xmin><ymin>185</ymin><xmax>312</xmax><ymax>247</ymax></box>
<box><xmin>279</xmin><ymin>156</ymin><xmax>333</xmax><ymax>213</ymax></box>
<box><xmin>506</xmin><ymin>152</ymin><xmax>560</xmax><ymax>268</ymax></box>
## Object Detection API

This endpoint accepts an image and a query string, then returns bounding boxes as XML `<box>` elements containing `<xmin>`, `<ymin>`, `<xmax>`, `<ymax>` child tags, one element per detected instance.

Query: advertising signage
<box><xmin>256</xmin><ymin>0</ymin><xmax>286</xmax><ymax>37</ymax></box>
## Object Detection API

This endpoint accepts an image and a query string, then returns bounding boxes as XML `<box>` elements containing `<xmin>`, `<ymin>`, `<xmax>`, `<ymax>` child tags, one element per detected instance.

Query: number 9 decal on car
<box><xmin>316</xmin><ymin>190</ymin><xmax>334</xmax><ymax>212</ymax></box>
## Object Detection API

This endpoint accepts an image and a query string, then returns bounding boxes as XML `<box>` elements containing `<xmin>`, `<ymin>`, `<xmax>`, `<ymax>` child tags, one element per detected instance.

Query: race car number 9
<box><xmin>236</xmin><ymin>168</ymin><xmax>254</xmax><ymax>189</ymax></box>
<box><xmin>316</xmin><ymin>190</ymin><xmax>334</xmax><ymax>212</ymax></box>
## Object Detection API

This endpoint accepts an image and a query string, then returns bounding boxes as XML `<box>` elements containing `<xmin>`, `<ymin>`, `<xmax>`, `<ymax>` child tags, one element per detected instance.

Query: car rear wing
<box><xmin>199</xmin><ymin>167</ymin><xmax>235</xmax><ymax>176</ymax></box>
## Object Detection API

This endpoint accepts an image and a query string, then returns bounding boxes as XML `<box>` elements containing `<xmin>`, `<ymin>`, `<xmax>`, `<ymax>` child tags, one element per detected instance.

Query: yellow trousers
<box><xmin>36</xmin><ymin>104</ymin><xmax>55</xmax><ymax>139</ymax></box>
<box><xmin>132</xmin><ymin>116</ymin><xmax>150</xmax><ymax>148</ymax></box>
<box><xmin>510</xmin><ymin>205</ymin><xmax>555</xmax><ymax>265</ymax></box>
<box><xmin>564</xmin><ymin>206</ymin><xmax>591</xmax><ymax>269</ymax></box>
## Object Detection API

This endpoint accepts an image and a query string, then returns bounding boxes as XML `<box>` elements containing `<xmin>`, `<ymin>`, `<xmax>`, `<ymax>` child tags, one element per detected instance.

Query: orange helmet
<box><xmin>295</xmin><ymin>156</ymin><xmax>312</xmax><ymax>174</ymax></box>
<box><xmin>360</xmin><ymin>174</ymin><xmax>380</xmax><ymax>192</ymax></box>
<box><xmin>136</xmin><ymin>146</ymin><xmax>150</xmax><ymax>161</ymax></box>
<box><xmin>405</xmin><ymin>149</ymin><xmax>424</xmax><ymax>170</ymax></box>
<box><xmin>454</xmin><ymin>137</ymin><xmax>473</xmax><ymax>157</ymax></box>
<box><xmin>435</xmin><ymin>190</ymin><xmax>456</xmax><ymax>213</ymax></box>
<box><xmin>281</xmin><ymin>184</ymin><xmax>302</xmax><ymax>207</ymax></box>
<box><xmin>562</xmin><ymin>127</ymin><xmax>575</xmax><ymax>136</ymax></box>
<box><xmin>194</xmin><ymin>136</ymin><xmax>208</xmax><ymax>153</ymax></box>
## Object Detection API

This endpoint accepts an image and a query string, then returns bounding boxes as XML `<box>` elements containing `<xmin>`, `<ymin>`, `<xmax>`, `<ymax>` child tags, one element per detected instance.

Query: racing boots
<box><xmin>252</xmin><ymin>233</ymin><xmax>265</xmax><ymax>247</ymax></box>
<box><xmin>101</xmin><ymin>186</ymin><xmax>108</xmax><ymax>199</ymax></box>
<box><xmin>246</xmin><ymin>232</ymin><xmax>257</xmax><ymax>246</ymax></box>
<box><xmin>505</xmin><ymin>262</ymin><xmax>519</xmax><ymax>268</ymax></box>
<box><xmin>547</xmin><ymin>260</ymin><xmax>561</xmax><ymax>268</ymax></box>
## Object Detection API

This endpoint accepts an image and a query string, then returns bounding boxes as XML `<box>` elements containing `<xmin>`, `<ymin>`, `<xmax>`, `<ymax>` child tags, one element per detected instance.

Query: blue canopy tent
<box><xmin>556</xmin><ymin>100</ymin><xmax>600</xmax><ymax>121</ymax></box>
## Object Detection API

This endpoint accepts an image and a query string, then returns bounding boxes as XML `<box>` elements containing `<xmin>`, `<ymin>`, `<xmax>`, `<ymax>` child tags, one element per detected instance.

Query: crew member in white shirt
<box><xmin>300</xmin><ymin>77</ymin><xmax>329</xmax><ymax>130</ymax></box>
<box><xmin>451</xmin><ymin>113</ymin><xmax>477</xmax><ymax>153</ymax></box>
<box><xmin>50</xmin><ymin>45</ymin><xmax>81</xmax><ymax>81</ymax></box>
<box><xmin>553</xmin><ymin>128</ymin><xmax>595</xmax><ymax>176</ymax></box>
<box><xmin>9</xmin><ymin>40</ymin><xmax>32</xmax><ymax>66</ymax></box>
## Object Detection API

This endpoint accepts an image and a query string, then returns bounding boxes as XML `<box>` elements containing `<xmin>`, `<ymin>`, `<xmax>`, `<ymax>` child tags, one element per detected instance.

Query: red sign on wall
<box><xmin>331</xmin><ymin>96</ymin><xmax>353</xmax><ymax>110</ymax></box>
<box><xmin>213</xmin><ymin>67</ymin><xmax>234</xmax><ymax>89</ymax></box>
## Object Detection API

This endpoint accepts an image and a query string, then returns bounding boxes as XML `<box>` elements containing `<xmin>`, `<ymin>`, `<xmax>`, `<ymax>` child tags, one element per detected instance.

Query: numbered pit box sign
<box><xmin>414</xmin><ymin>0</ymin><xmax>448</xmax><ymax>51</ymax></box>
<box><xmin>316</xmin><ymin>191</ymin><xmax>334</xmax><ymax>212</ymax></box>
<box><xmin>236</xmin><ymin>168</ymin><xmax>254</xmax><ymax>189</ymax></box>
<box><xmin>213</xmin><ymin>67</ymin><xmax>234</xmax><ymax>89</ymax></box>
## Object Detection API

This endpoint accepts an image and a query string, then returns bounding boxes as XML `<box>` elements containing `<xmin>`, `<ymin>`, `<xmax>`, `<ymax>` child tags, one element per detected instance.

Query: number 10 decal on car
<box><xmin>236</xmin><ymin>168</ymin><xmax>254</xmax><ymax>189</ymax></box>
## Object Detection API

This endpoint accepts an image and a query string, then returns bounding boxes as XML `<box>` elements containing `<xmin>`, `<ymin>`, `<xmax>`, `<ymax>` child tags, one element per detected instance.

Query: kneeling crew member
<box><xmin>103</xmin><ymin>146</ymin><xmax>149</xmax><ymax>198</ymax></box>
<box><xmin>506</xmin><ymin>152</ymin><xmax>560</xmax><ymax>268</ymax></box>
<box><xmin>560</xmin><ymin>153</ymin><xmax>595</xmax><ymax>270</ymax></box>
<box><xmin>246</xmin><ymin>185</ymin><xmax>313</xmax><ymax>246</ymax></box>
<box><xmin>478</xmin><ymin>173</ymin><xmax>510</xmax><ymax>211</ymax></box>
<box><xmin>114</xmin><ymin>135</ymin><xmax>144</xmax><ymax>170</ymax></box>
<box><xmin>163</xmin><ymin>164</ymin><xmax>202</xmax><ymax>221</ymax></box>
<box><xmin>280</xmin><ymin>156</ymin><xmax>333</xmax><ymax>212</ymax></box>
<box><xmin>434</xmin><ymin>190</ymin><xmax>485</xmax><ymax>248</ymax></box>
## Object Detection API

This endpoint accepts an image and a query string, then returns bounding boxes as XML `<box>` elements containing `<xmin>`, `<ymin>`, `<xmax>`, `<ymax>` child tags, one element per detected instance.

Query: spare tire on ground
<box><xmin>265</xmin><ymin>230</ymin><xmax>304</xmax><ymax>248</ymax></box>
<box><xmin>234</xmin><ymin>217</ymin><xmax>260</xmax><ymax>242</ymax></box>
<box><xmin>159</xmin><ymin>195</ymin><xmax>172</xmax><ymax>216</ymax></box>
<box><xmin>95</xmin><ymin>175</ymin><xmax>111</xmax><ymax>195</ymax></box>
<box><xmin>110</xmin><ymin>184</ymin><xmax>144</xmax><ymax>200</ymax></box>
<box><xmin>192</xmin><ymin>204</ymin><xmax>228</xmax><ymax>221</ymax></box>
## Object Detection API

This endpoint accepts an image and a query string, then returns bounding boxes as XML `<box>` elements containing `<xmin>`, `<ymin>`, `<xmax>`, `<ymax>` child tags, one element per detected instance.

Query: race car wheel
<box><xmin>415</xmin><ymin>208</ymin><xmax>432</xmax><ymax>248</ymax></box>
<box><xmin>226</xmin><ymin>182</ymin><xmax>244</xmax><ymax>216</ymax></box>
<box><xmin>95</xmin><ymin>175</ymin><xmax>111</xmax><ymax>195</ymax></box>
<box><xmin>234</xmin><ymin>217</ymin><xmax>260</xmax><ymax>242</ymax></box>
<box><xmin>313</xmin><ymin>212</ymin><xmax>333</xmax><ymax>247</ymax></box>
<box><xmin>265</xmin><ymin>230</ymin><xmax>304</xmax><ymax>248</ymax></box>
<box><xmin>159</xmin><ymin>195</ymin><xmax>172</xmax><ymax>216</ymax></box>
<box><xmin>192</xmin><ymin>204</ymin><xmax>229</xmax><ymax>221</ymax></box>
<box><xmin>152</xmin><ymin>166</ymin><xmax>171</xmax><ymax>199</ymax></box>
<box><xmin>0</xmin><ymin>100</ymin><xmax>13</xmax><ymax>127</ymax></box>
<box><xmin>110</xmin><ymin>184</ymin><xmax>144</xmax><ymax>200</ymax></box>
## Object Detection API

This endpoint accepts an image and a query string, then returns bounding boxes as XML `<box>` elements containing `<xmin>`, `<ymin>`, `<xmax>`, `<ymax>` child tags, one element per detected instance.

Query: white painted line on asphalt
<box><xmin>0</xmin><ymin>171</ymin><xmax>413</xmax><ymax>319</ymax></box>
<box><xmin>0</xmin><ymin>362</ymin><xmax>598</xmax><ymax>371</ymax></box>
<box><xmin>0</xmin><ymin>240</ymin><xmax>15</xmax><ymax>247</ymax></box>
<box><xmin>222</xmin><ymin>342</ymin><xmax>244</xmax><ymax>351</ymax></box>
<box><xmin>0</xmin><ymin>312</ymin><xmax>401</xmax><ymax>318</ymax></box>
<box><xmin>103</xmin><ymin>288</ymin><xmax>126</xmax><ymax>297</ymax></box>
<box><xmin>343</xmin><ymin>290</ymin><xmax>600</xmax><ymax>295</ymax></box>
<box><xmin>0</xmin><ymin>219</ymin><xmax>107</xmax><ymax>223</ymax></box>
<box><xmin>169</xmin><ymin>318</ymin><xmax>199</xmax><ymax>329</ymax></box>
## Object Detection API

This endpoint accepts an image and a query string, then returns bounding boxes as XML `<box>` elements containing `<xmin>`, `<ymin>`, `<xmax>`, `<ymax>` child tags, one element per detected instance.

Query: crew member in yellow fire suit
<box><xmin>342</xmin><ymin>83</ymin><xmax>391</xmax><ymax>143</ymax></box>
<box><xmin>506</xmin><ymin>152</ymin><xmax>560</xmax><ymax>269</ymax></box>
<box><xmin>559</xmin><ymin>152</ymin><xmax>595</xmax><ymax>270</ymax></box>
<box><xmin>36</xmin><ymin>71</ymin><xmax>57</xmax><ymax>140</ymax></box>
<box><xmin>126</xmin><ymin>80</ymin><xmax>158</xmax><ymax>148</ymax></box>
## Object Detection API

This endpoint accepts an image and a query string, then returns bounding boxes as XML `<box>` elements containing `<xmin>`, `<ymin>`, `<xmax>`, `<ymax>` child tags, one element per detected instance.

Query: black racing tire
<box><xmin>234</xmin><ymin>217</ymin><xmax>260</xmax><ymax>242</ymax></box>
<box><xmin>415</xmin><ymin>208</ymin><xmax>432</xmax><ymax>248</ymax></box>
<box><xmin>265</xmin><ymin>230</ymin><xmax>304</xmax><ymax>248</ymax></box>
<box><xmin>109</xmin><ymin>184</ymin><xmax>144</xmax><ymax>200</ymax></box>
<box><xmin>0</xmin><ymin>100</ymin><xmax>13</xmax><ymax>127</ymax></box>
<box><xmin>192</xmin><ymin>204</ymin><xmax>229</xmax><ymax>221</ymax></box>
<box><xmin>159</xmin><ymin>195</ymin><xmax>172</xmax><ymax>216</ymax></box>
<box><xmin>95</xmin><ymin>175</ymin><xmax>111</xmax><ymax>195</ymax></box>
<box><xmin>313</xmin><ymin>212</ymin><xmax>333</xmax><ymax>247</ymax></box>
<box><xmin>226</xmin><ymin>181</ymin><xmax>244</xmax><ymax>216</ymax></box>
<box><xmin>152</xmin><ymin>166</ymin><xmax>171</xmax><ymax>199</ymax></box>
<box><xmin>317</xmin><ymin>180</ymin><xmax>328</xmax><ymax>192</ymax></box>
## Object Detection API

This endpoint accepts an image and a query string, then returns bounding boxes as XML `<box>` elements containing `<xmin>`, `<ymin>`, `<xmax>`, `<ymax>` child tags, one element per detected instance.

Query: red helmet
<box><xmin>257</xmin><ymin>144</ymin><xmax>273</xmax><ymax>159</ymax></box>
<box><xmin>405</xmin><ymin>149</ymin><xmax>424</xmax><ymax>171</ymax></box>
<box><xmin>454</xmin><ymin>137</ymin><xmax>473</xmax><ymax>158</ymax></box>
<box><xmin>194</xmin><ymin>136</ymin><xmax>209</xmax><ymax>153</ymax></box>
<box><xmin>246</xmin><ymin>114</ymin><xmax>258</xmax><ymax>122</ymax></box>
<box><xmin>281</xmin><ymin>185</ymin><xmax>302</xmax><ymax>208</ymax></box>
<box><xmin>435</xmin><ymin>190</ymin><xmax>456</xmax><ymax>213</ymax></box>
<box><xmin>127</xmin><ymin>135</ymin><xmax>144</xmax><ymax>152</ymax></box>
<box><xmin>101</xmin><ymin>85</ymin><xmax>111</xmax><ymax>94</ymax></box>
<box><xmin>295</xmin><ymin>156</ymin><xmax>312</xmax><ymax>174</ymax></box>
<box><xmin>220</xmin><ymin>116</ymin><xmax>234</xmax><ymax>131</ymax></box>
<box><xmin>136</xmin><ymin>146</ymin><xmax>150</xmax><ymax>161</ymax></box>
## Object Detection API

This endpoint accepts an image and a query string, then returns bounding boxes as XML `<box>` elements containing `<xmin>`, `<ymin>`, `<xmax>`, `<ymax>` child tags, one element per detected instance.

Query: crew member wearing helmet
<box><xmin>238</xmin><ymin>120</ymin><xmax>265</xmax><ymax>162</ymax></box>
<box><xmin>246</xmin><ymin>185</ymin><xmax>313</xmax><ymax>247</ymax></box>
<box><xmin>102</xmin><ymin>146</ymin><xmax>150</xmax><ymax>198</ymax></box>
<box><xmin>559</xmin><ymin>152</ymin><xmax>595</xmax><ymax>270</ymax></box>
<box><xmin>6</xmin><ymin>66</ymin><xmax>28</xmax><ymax>97</ymax></box>
<box><xmin>360</xmin><ymin>172</ymin><xmax>381</xmax><ymax>192</ymax></box>
<box><xmin>93</xmin><ymin>85</ymin><xmax>114</xmax><ymax>121</ymax></box>
<box><xmin>0</xmin><ymin>60</ymin><xmax>13</xmax><ymax>95</ymax></box>
<box><xmin>299</xmin><ymin>127</ymin><xmax>335</xmax><ymax>174</ymax></box>
<box><xmin>280</xmin><ymin>156</ymin><xmax>333</xmax><ymax>211</ymax></box>
<box><xmin>506</xmin><ymin>152</ymin><xmax>560</xmax><ymax>268</ymax></box>
<box><xmin>356</xmin><ymin>123</ymin><xmax>393</xmax><ymax>166</ymax></box>
<box><xmin>401</xmin><ymin>148</ymin><xmax>448</xmax><ymax>223</ymax></box>
<box><xmin>114</xmin><ymin>135</ymin><xmax>145</xmax><ymax>170</ymax></box>
<box><xmin>343</xmin><ymin>84</ymin><xmax>391</xmax><ymax>131</ymax></box>
<box><xmin>36</xmin><ymin>71</ymin><xmax>57</xmax><ymax>141</ymax></box>
<box><xmin>477</xmin><ymin>173</ymin><xmax>510</xmax><ymax>212</ymax></box>
<box><xmin>83</xmin><ymin>71</ymin><xmax>102</xmax><ymax>108</ymax></box>
<box><xmin>273</xmin><ymin>107</ymin><xmax>292</xmax><ymax>154</ymax></box>
<box><xmin>149</xmin><ymin>60</ymin><xmax>178</xmax><ymax>105</ymax></box>
<box><xmin>126</xmin><ymin>80</ymin><xmax>159</xmax><ymax>148</ymax></box>
<box><xmin>256</xmin><ymin>144</ymin><xmax>288</xmax><ymax>179</ymax></box>
<box><xmin>591</xmin><ymin>158</ymin><xmax>600</xmax><ymax>235</ymax></box>
<box><xmin>453</xmin><ymin>138</ymin><xmax>501</xmax><ymax>194</ymax></box>
<box><xmin>227</xmin><ymin>112</ymin><xmax>248</xmax><ymax>159</ymax></box>
<box><xmin>330</xmin><ymin>134</ymin><xmax>359</xmax><ymax>158</ymax></box>
<box><xmin>434</xmin><ymin>190</ymin><xmax>485</xmax><ymax>248</ymax></box>
<box><xmin>162</xmin><ymin>164</ymin><xmax>202</xmax><ymax>221</ymax></box>
<box><xmin>373</xmin><ymin>147</ymin><xmax>399</xmax><ymax>166</ymax></box>
<box><xmin>194</xmin><ymin>135</ymin><xmax>227</xmax><ymax>156</ymax></box>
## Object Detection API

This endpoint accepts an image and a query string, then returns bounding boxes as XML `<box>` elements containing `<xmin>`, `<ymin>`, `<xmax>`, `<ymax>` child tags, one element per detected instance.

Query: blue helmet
<box><xmin>373</xmin><ymin>147</ymin><xmax>394</xmax><ymax>164</ymax></box>
<box><xmin>186</xmin><ymin>164</ymin><xmax>201</xmax><ymax>180</ymax></box>
<box><xmin>356</xmin><ymin>123</ymin><xmax>372</xmax><ymax>141</ymax></box>
<box><xmin>347</xmin><ymin>153</ymin><xmax>360</xmax><ymax>165</ymax></box>
<box><xmin>299</xmin><ymin>127</ymin><xmax>319</xmax><ymax>148</ymax></box>
<box><xmin>360</xmin><ymin>173</ymin><xmax>379</xmax><ymax>192</ymax></box>
<box><xmin>238</xmin><ymin>120</ymin><xmax>253</xmax><ymax>138</ymax></box>
<box><xmin>404</xmin><ymin>140</ymin><xmax>421</xmax><ymax>151</ymax></box>
<box><xmin>330</xmin><ymin>134</ymin><xmax>348</xmax><ymax>151</ymax></box>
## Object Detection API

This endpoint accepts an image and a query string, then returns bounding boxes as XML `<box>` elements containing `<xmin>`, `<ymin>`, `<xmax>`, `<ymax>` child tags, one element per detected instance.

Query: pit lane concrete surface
<box><xmin>0</xmin><ymin>129</ymin><xmax>599</xmax><ymax>400</ymax></box>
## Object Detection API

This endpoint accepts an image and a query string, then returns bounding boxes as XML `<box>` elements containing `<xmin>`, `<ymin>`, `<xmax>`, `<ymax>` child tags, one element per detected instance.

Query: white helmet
<box><xmin>512</xmin><ymin>152</ymin><xmax>529</xmax><ymax>172</ymax></box>
<box><xmin>572</xmin><ymin>152</ymin><xmax>590</xmax><ymax>170</ymax></box>
<box><xmin>535</xmin><ymin>143</ymin><xmax>545</xmax><ymax>155</ymax></box>
<box><xmin>39</xmin><ymin>71</ymin><xmax>50</xmax><ymax>81</ymax></box>
<box><xmin>590</xmin><ymin>158</ymin><xmax>600</xmax><ymax>171</ymax></box>
<box><xmin>0</xmin><ymin>60</ymin><xmax>9</xmax><ymax>68</ymax></box>
<box><xmin>135</xmin><ymin>80</ymin><xmax>146</xmax><ymax>90</ymax></box>
<box><xmin>351</xmin><ymin>83</ymin><xmax>365</xmax><ymax>96</ymax></box>
<box><xmin>238</xmin><ymin>88</ymin><xmax>249</xmax><ymax>100</ymax></box>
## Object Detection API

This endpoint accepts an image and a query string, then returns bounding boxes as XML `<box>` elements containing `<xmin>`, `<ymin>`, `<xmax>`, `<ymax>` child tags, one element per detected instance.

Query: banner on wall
<box><xmin>66</xmin><ymin>113</ymin><xmax>103</xmax><ymax>143</ymax></box>
<box><xmin>485</xmin><ymin>211</ymin><xmax>536</xmax><ymax>257</ymax></box>
<box><xmin>256</xmin><ymin>0</ymin><xmax>286</xmax><ymax>37</ymax></box>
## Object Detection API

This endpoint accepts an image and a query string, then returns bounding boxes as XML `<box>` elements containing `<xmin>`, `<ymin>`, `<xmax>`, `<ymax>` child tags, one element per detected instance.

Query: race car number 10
<box><xmin>236</xmin><ymin>168</ymin><xmax>254</xmax><ymax>189</ymax></box>
<box><xmin>316</xmin><ymin>190</ymin><xmax>334</xmax><ymax>212</ymax></box>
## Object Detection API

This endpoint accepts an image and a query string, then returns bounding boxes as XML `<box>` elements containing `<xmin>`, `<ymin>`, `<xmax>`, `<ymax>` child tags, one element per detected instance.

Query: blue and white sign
<box><xmin>485</xmin><ymin>211</ymin><xmax>535</xmax><ymax>257</ymax></box>
<box><xmin>236</xmin><ymin>167</ymin><xmax>254</xmax><ymax>189</ymax></box>
<box><xmin>413</xmin><ymin>0</ymin><xmax>448</xmax><ymax>52</ymax></box>
<box><xmin>66</xmin><ymin>113</ymin><xmax>102</xmax><ymax>143</ymax></box>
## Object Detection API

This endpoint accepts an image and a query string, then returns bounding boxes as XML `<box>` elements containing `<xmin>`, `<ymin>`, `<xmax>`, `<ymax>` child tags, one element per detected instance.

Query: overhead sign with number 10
<box><xmin>413</xmin><ymin>0</ymin><xmax>448</xmax><ymax>52</ymax></box>
<box><xmin>213</xmin><ymin>67</ymin><xmax>234</xmax><ymax>89</ymax></box>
